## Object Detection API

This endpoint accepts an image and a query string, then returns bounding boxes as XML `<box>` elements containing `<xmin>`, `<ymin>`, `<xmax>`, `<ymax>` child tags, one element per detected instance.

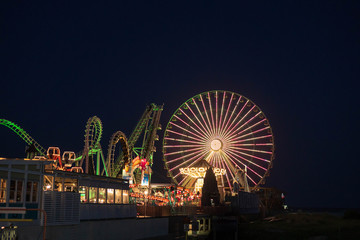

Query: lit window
<box><xmin>32</xmin><ymin>182</ymin><xmax>38</xmax><ymax>202</ymax></box>
<box><xmin>26</xmin><ymin>182</ymin><xmax>31</xmax><ymax>202</ymax></box>
<box><xmin>98</xmin><ymin>188</ymin><xmax>106</xmax><ymax>204</ymax></box>
<box><xmin>9</xmin><ymin>180</ymin><xmax>23</xmax><ymax>203</ymax></box>
<box><xmin>123</xmin><ymin>190</ymin><xmax>129</xmax><ymax>204</ymax></box>
<box><xmin>0</xmin><ymin>179</ymin><xmax>6</xmax><ymax>203</ymax></box>
<box><xmin>26</xmin><ymin>181</ymin><xmax>38</xmax><ymax>202</ymax></box>
<box><xmin>43</xmin><ymin>175</ymin><xmax>53</xmax><ymax>191</ymax></box>
<box><xmin>107</xmin><ymin>189</ymin><xmax>114</xmax><ymax>204</ymax></box>
<box><xmin>115</xmin><ymin>189</ymin><xmax>122</xmax><ymax>204</ymax></box>
<box><xmin>79</xmin><ymin>186</ymin><xmax>88</xmax><ymax>203</ymax></box>
<box><xmin>89</xmin><ymin>187</ymin><xmax>97</xmax><ymax>203</ymax></box>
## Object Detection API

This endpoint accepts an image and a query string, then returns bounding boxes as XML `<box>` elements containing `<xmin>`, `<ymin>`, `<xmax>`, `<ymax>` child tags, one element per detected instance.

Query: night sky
<box><xmin>1</xmin><ymin>1</ymin><xmax>359</xmax><ymax>208</ymax></box>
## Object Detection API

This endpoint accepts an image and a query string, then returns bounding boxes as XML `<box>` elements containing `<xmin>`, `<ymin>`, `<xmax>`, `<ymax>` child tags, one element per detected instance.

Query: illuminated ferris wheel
<box><xmin>162</xmin><ymin>90</ymin><xmax>275</xmax><ymax>191</ymax></box>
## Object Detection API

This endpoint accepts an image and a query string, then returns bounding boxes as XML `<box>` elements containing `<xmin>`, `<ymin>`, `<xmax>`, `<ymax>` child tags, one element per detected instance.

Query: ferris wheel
<box><xmin>162</xmin><ymin>90</ymin><xmax>275</xmax><ymax>191</ymax></box>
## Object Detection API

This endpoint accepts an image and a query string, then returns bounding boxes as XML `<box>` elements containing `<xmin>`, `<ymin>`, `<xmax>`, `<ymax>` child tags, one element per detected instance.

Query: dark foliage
<box><xmin>201</xmin><ymin>167</ymin><xmax>220</xmax><ymax>207</ymax></box>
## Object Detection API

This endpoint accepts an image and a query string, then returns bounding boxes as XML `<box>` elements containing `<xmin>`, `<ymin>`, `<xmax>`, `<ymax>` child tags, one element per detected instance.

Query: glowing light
<box><xmin>210</xmin><ymin>139</ymin><xmax>222</xmax><ymax>151</ymax></box>
<box><xmin>179</xmin><ymin>167</ymin><xmax>226</xmax><ymax>178</ymax></box>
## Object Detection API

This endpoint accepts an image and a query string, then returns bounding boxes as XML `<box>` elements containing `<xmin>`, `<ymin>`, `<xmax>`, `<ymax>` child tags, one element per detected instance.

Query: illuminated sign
<box><xmin>179</xmin><ymin>167</ymin><xmax>226</xmax><ymax>178</ymax></box>
<box><xmin>141</xmin><ymin>173</ymin><xmax>149</xmax><ymax>186</ymax></box>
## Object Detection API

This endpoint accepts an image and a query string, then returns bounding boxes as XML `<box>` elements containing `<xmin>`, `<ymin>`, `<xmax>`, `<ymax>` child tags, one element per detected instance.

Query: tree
<box><xmin>201</xmin><ymin>167</ymin><xmax>220</xmax><ymax>207</ymax></box>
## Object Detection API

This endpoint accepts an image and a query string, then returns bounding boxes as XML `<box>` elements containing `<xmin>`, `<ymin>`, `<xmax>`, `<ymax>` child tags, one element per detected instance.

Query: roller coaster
<box><xmin>0</xmin><ymin>104</ymin><xmax>197</xmax><ymax>207</ymax></box>
<box><xmin>0</xmin><ymin>103</ymin><xmax>163</xmax><ymax>186</ymax></box>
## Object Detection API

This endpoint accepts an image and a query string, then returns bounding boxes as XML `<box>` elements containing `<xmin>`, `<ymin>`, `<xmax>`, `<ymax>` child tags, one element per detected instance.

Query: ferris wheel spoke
<box><xmin>214</xmin><ymin>153</ymin><xmax>220</xmax><ymax>169</ymax></box>
<box><xmin>219</xmin><ymin>92</ymin><xmax>234</xmax><ymax>136</ymax></box>
<box><xmin>164</xmin><ymin>144</ymin><xmax>206</xmax><ymax>148</ymax></box>
<box><xmin>223</xmin><ymin>150</ymin><xmax>263</xmax><ymax>181</ymax></box>
<box><xmin>219</xmin><ymin>153</ymin><xmax>235</xmax><ymax>190</ymax></box>
<box><xmin>216</xmin><ymin>154</ymin><xmax>222</xmax><ymax>169</ymax></box>
<box><xmin>166</xmin><ymin>148</ymin><xmax>207</xmax><ymax>164</ymax></box>
<box><xmin>200</xmin><ymin>94</ymin><xmax>215</xmax><ymax>135</ymax></box>
<box><xmin>225</xmin><ymin>148</ymin><xmax>268</xmax><ymax>172</ymax></box>
<box><xmin>229</xmin><ymin>121</ymin><xmax>268</xmax><ymax>141</ymax></box>
<box><xmin>215</xmin><ymin>91</ymin><xmax>218</xmax><ymax>133</ymax></box>
<box><xmin>171</xmin><ymin>152</ymin><xmax>209</xmax><ymax>180</ymax></box>
<box><xmin>226</xmin><ymin>147</ymin><xmax>270</xmax><ymax>163</ymax></box>
<box><xmin>175</xmin><ymin>115</ymin><xmax>209</xmax><ymax>141</ymax></box>
<box><xmin>179</xmin><ymin>175</ymin><xmax>192</xmax><ymax>186</ymax></box>
<box><xmin>221</xmin><ymin>151</ymin><xmax>241</xmax><ymax>174</ymax></box>
<box><xmin>207</xmin><ymin>92</ymin><xmax>217</xmax><ymax>135</ymax></box>
<box><xmin>208</xmin><ymin>152</ymin><xmax>214</xmax><ymax>166</ymax></box>
<box><xmin>230</xmin><ymin>143</ymin><xmax>274</xmax><ymax>147</ymax></box>
<box><xmin>229</xmin><ymin>145</ymin><xmax>273</xmax><ymax>155</ymax></box>
<box><xmin>218</xmin><ymin>91</ymin><xmax>226</xmax><ymax>133</ymax></box>
<box><xmin>179</xmin><ymin>109</ymin><xmax>211</xmax><ymax>139</ymax></box>
<box><xmin>192</xmin><ymin>98</ymin><xmax>212</xmax><ymax>136</ymax></box>
<box><xmin>210</xmin><ymin>152</ymin><xmax>220</xmax><ymax>166</ymax></box>
<box><xmin>164</xmin><ymin>137</ymin><xmax>205</xmax><ymax>145</ymax></box>
<box><xmin>222</xmin><ymin>150</ymin><xmax>261</xmax><ymax>182</ymax></box>
<box><xmin>185</xmin><ymin>102</ymin><xmax>212</xmax><ymax>137</ymax></box>
<box><xmin>211</xmin><ymin>153</ymin><xmax>216</xmax><ymax>168</ymax></box>
<box><xmin>180</xmin><ymin>176</ymin><xmax>198</xmax><ymax>189</ymax></box>
<box><xmin>233</xmin><ymin>134</ymin><xmax>273</xmax><ymax>144</ymax></box>
<box><xmin>229</xmin><ymin>112</ymin><xmax>266</xmax><ymax>139</ymax></box>
<box><xmin>246</xmin><ymin>174</ymin><xmax>257</xmax><ymax>185</ymax></box>
<box><xmin>256</xmin><ymin>143</ymin><xmax>274</xmax><ymax>146</ymax></box>
<box><xmin>166</xmin><ymin>129</ymin><xmax>204</xmax><ymax>142</ymax></box>
<box><xmin>170</xmin><ymin>121</ymin><xmax>207</xmax><ymax>141</ymax></box>
<box><xmin>218</xmin><ymin>154</ymin><xmax>233</xmax><ymax>190</ymax></box>
<box><xmin>219</xmin><ymin>96</ymin><xmax>242</xmax><ymax>137</ymax></box>
<box><xmin>164</xmin><ymin>146</ymin><xmax>204</xmax><ymax>156</ymax></box>
<box><xmin>229</xmin><ymin>111</ymin><xmax>262</xmax><ymax>137</ymax></box>
<box><xmin>169</xmin><ymin>149</ymin><xmax>209</xmax><ymax>171</ymax></box>
<box><xmin>221</xmin><ymin>100</ymin><xmax>249</xmax><ymax>139</ymax></box>
<box><xmin>225</xmin><ymin>105</ymin><xmax>256</xmax><ymax>140</ymax></box>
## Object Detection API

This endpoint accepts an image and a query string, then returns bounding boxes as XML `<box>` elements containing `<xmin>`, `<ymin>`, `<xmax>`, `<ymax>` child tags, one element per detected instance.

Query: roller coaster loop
<box><xmin>106</xmin><ymin>131</ymin><xmax>130</xmax><ymax>177</ymax></box>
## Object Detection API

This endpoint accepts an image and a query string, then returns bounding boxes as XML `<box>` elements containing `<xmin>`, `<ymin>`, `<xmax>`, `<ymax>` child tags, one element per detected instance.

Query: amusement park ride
<box><xmin>0</xmin><ymin>90</ymin><xmax>275</xmax><ymax>207</ymax></box>
<box><xmin>163</xmin><ymin>90</ymin><xmax>275</xmax><ymax>197</ymax></box>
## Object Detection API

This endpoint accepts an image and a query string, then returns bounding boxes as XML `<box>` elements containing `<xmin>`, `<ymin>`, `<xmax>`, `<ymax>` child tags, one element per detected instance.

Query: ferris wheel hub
<box><xmin>210</xmin><ymin>139</ymin><xmax>222</xmax><ymax>151</ymax></box>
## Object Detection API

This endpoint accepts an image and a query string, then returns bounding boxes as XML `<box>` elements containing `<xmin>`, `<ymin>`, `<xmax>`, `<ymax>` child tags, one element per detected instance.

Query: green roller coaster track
<box><xmin>0</xmin><ymin>119</ymin><xmax>47</xmax><ymax>156</ymax></box>
<box><xmin>1</xmin><ymin>105</ymin><xmax>163</xmax><ymax>181</ymax></box>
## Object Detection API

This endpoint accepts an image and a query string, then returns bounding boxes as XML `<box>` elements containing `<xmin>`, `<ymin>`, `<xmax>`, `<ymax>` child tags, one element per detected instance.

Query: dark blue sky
<box><xmin>1</xmin><ymin>1</ymin><xmax>359</xmax><ymax>208</ymax></box>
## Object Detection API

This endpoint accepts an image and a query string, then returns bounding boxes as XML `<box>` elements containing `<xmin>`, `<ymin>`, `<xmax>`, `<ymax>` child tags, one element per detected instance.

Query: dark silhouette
<box><xmin>201</xmin><ymin>167</ymin><xmax>220</xmax><ymax>207</ymax></box>
<box><xmin>25</xmin><ymin>143</ymin><xmax>38</xmax><ymax>159</ymax></box>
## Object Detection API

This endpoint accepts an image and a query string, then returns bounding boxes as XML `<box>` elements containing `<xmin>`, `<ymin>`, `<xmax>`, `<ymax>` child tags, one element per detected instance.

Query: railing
<box><xmin>0</xmin><ymin>207</ymin><xmax>47</xmax><ymax>240</ymax></box>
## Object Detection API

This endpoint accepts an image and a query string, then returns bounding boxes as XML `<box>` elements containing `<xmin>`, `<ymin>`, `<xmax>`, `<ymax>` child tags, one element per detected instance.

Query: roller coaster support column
<box><xmin>97</xmin><ymin>150</ymin><xmax>100</xmax><ymax>175</ymax></box>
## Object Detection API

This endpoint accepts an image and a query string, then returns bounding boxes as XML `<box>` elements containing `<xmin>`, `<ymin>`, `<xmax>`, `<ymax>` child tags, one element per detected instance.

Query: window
<box><xmin>32</xmin><ymin>182</ymin><xmax>38</xmax><ymax>202</ymax></box>
<box><xmin>9</xmin><ymin>180</ymin><xmax>23</xmax><ymax>203</ymax></box>
<box><xmin>43</xmin><ymin>175</ymin><xmax>53</xmax><ymax>191</ymax></box>
<box><xmin>115</xmin><ymin>189</ymin><xmax>122</xmax><ymax>204</ymax></box>
<box><xmin>98</xmin><ymin>188</ymin><xmax>106</xmax><ymax>204</ymax></box>
<box><xmin>123</xmin><ymin>190</ymin><xmax>129</xmax><ymax>204</ymax></box>
<box><xmin>0</xmin><ymin>179</ymin><xmax>6</xmax><ymax>203</ymax></box>
<box><xmin>89</xmin><ymin>187</ymin><xmax>97</xmax><ymax>203</ymax></box>
<box><xmin>79</xmin><ymin>186</ymin><xmax>88</xmax><ymax>203</ymax></box>
<box><xmin>64</xmin><ymin>178</ymin><xmax>77</xmax><ymax>192</ymax></box>
<box><xmin>107</xmin><ymin>189</ymin><xmax>114</xmax><ymax>204</ymax></box>
<box><xmin>26</xmin><ymin>181</ymin><xmax>38</xmax><ymax>202</ymax></box>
